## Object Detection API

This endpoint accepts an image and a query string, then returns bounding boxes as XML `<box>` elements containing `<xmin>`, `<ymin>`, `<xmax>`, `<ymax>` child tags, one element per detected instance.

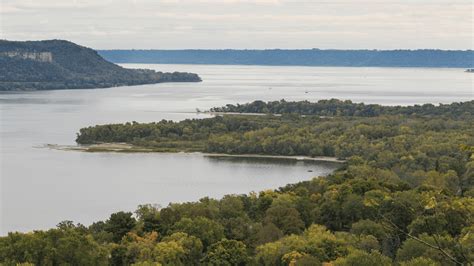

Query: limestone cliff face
<box><xmin>0</xmin><ymin>51</ymin><xmax>53</xmax><ymax>63</ymax></box>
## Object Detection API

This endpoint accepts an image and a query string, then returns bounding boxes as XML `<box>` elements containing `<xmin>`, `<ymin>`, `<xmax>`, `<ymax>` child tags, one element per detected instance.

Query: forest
<box><xmin>210</xmin><ymin>99</ymin><xmax>474</xmax><ymax>118</ymax></box>
<box><xmin>1</xmin><ymin>100</ymin><xmax>473</xmax><ymax>265</ymax></box>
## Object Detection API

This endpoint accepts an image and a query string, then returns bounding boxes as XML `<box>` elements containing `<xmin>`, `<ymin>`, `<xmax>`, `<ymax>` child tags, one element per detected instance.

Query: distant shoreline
<box><xmin>43</xmin><ymin>143</ymin><xmax>345</xmax><ymax>163</ymax></box>
<box><xmin>99</xmin><ymin>49</ymin><xmax>474</xmax><ymax>68</ymax></box>
<box><xmin>119</xmin><ymin>62</ymin><xmax>470</xmax><ymax>70</ymax></box>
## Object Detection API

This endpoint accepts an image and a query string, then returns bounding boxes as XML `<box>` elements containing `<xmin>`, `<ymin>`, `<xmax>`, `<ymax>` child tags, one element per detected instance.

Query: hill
<box><xmin>0</xmin><ymin>40</ymin><xmax>201</xmax><ymax>91</ymax></box>
<box><xmin>98</xmin><ymin>49</ymin><xmax>474</xmax><ymax>68</ymax></box>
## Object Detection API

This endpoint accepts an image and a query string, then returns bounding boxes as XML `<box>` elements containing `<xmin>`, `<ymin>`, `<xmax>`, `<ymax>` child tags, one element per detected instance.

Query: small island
<box><xmin>0</xmin><ymin>40</ymin><xmax>201</xmax><ymax>91</ymax></box>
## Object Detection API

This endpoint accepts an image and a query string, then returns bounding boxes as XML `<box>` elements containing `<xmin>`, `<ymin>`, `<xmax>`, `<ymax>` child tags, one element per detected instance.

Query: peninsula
<box><xmin>0</xmin><ymin>40</ymin><xmax>201</xmax><ymax>91</ymax></box>
<box><xmin>75</xmin><ymin>100</ymin><xmax>474</xmax><ymax>158</ymax></box>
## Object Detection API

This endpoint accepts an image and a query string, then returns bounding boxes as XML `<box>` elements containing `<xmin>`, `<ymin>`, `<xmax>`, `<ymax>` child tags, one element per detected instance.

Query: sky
<box><xmin>0</xmin><ymin>0</ymin><xmax>473</xmax><ymax>50</ymax></box>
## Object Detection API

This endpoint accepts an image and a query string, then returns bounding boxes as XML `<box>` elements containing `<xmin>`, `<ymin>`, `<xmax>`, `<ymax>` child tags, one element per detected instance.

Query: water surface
<box><xmin>1</xmin><ymin>65</ymin><xmax>472</xmax><ymax>234</ymax></box>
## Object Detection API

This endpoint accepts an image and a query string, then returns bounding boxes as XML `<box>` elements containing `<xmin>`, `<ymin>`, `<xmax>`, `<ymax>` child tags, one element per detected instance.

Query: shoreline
<box><xmin>42</xmin><ymin>143</ymin><xmax>345</xmax><ymax>163</ymax></box>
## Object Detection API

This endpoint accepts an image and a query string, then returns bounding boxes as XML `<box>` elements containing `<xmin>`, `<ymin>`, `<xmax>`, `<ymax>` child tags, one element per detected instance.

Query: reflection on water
<box><xmin>1</xmin><ymin>64</ymin><xmax>472</xmax><ymax>234</ymax></box>
<box><xmin>206</xmin><ymin>155</ymin><xmax>342</xmax><ymax>167</ymax></box>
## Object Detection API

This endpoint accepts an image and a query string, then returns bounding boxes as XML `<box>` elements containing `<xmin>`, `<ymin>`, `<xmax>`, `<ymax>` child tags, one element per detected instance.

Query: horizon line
<box><xmin>97</xmin><ymin>48</ymin><xmax>474</xmax><ymax>51</ymax></box>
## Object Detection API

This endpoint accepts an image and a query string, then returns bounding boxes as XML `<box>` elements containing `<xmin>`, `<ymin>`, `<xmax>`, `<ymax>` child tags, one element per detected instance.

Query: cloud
<box><xmin>1</xmin><ymin>0</ymin><xmax>472</xmax><ymax>49</ymax></box>
<box><xmin>154</xmin><ymin>0</ymin><xmax>281</xmax><ymax>3</ymax></box>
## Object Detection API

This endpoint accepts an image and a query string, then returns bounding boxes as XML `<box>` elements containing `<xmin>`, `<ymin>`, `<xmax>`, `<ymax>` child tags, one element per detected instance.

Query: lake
<box><xmin>0</xmin><ymin>65</ymin><xmax>472</xmax><ymax>234</ymax></box>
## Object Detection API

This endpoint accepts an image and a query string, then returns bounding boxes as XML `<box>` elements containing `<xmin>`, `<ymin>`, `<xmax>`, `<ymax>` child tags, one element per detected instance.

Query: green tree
<box><xmin>255</xmin><ymin>223</ymin><xmax>284</xmax><ymax>245</ymax></box>
<box><xmin>201</xmin><ymin>239</ymin><xmax>249</xmax><ymax>266</ymax></box>
<box><xmin>399</xmin><ymin>257</ymin><xmax>441</xmax><ymax>266</ymax></box>
<box><xmin>106</xmin><ymin>212</ymin><xmax>137</xmax><ymax>242</ymax></box>
<box><xmin>350</xmin><ymin>219</ymin><xmax>386</xmax><ymax>241</ymax></box>
<box><xmin>172</xmin><ymin>216</ymin><xmax>224</xmax><ymax>248</ymax></box>
<box><xmin>264</xmin><ymin>205</ymin><xmax>305</xmax><ymax>235</ymax></box>
<box><xmin>333</xmin><ymin>250</ymin><xmax>391</xmax><ymax>266</ymax></box>
<box><xmin>0</xmin><ymin>226</ymin><xmax>108</xmax><ymax>265</ymax></box>
<box><xmin>161</xmin><ymin>232</ymin><xmax>203</xmax><ymax>265</ymax></box>
<box><xmin>396</xmin><ymin>234</ymin><xmax>459</xmax><ymax>265</ymax></box>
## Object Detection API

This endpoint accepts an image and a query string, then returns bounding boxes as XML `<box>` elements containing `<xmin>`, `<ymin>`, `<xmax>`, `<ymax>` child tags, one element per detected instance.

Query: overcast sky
<box><xmin>1</xmin><ymin>0</ymin><xmax>472</xmax><ymax>50</ymax></box>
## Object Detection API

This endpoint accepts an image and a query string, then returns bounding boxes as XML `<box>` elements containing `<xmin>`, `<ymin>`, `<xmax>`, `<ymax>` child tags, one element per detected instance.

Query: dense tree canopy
<box><xmin>211</xmin><ymin>99</ymin><xmax>474</xmax><ymax>118</ymax></box>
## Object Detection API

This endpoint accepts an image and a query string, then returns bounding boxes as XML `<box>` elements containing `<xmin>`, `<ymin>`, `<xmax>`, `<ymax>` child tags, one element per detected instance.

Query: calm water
<box><xmin>0</xmin><ymin>65</ymin><xmax>472</xmax><ymax>234</ymax></box>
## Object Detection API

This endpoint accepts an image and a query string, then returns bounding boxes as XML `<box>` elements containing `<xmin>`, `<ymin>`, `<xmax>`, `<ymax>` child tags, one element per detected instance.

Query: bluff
<box><xmin>0</xmin><ymin>40</ymin><xmax>201</xmax><ymax>91</ymax></box>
